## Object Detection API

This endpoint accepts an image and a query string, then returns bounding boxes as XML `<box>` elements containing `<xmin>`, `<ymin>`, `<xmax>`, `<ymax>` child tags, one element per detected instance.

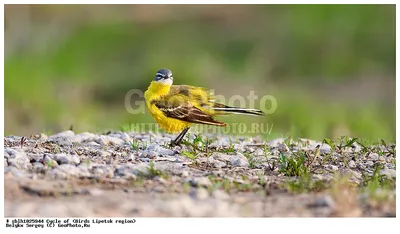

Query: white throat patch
<box><xmin>154</xmin><ymin>78</ymin><xmax>173</xmax><ymax>86</ymax></box>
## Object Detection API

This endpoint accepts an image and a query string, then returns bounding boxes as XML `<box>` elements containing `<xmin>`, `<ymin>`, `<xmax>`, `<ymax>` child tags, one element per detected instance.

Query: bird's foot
<box><xmin>169</xmin><ymin>140</ymin><xmax>178</xmax><ymax>147</ymax></box>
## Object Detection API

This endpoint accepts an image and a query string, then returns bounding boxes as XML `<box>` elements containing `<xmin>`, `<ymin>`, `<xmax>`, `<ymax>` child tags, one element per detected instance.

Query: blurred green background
<box><xmin>4</xmin><ymin>4</ymin><xmax>395</xmax><ymax>141</ymax></box>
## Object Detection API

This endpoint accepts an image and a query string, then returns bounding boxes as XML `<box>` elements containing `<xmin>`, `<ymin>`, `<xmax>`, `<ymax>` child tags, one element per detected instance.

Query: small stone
<box><xmin>93</xmin><ymin>165</ymin><xmax>114</xmax><ymax>178</ymax></box>
<box><xmin>5</xmin><ymin>148</ymin><xmax>26</xmax><ymax>159</ymax></box>
<box><xmin>48</xmin><ymin>130</ymin><xmax>75</xmax><ymax>146</ymax></box>
<box><xmin>365</xmin><ymin>160</ymin><xmax>374</xmax><ymax>167</ymax></box>
<box><xmin>120</xmin><ymin>133</ymin><xmax>131</xmax><ymax>142</ymax></box>
<box><xmin>310</xmin><ymin>196</ymin><xmax>336</xmax><ymax>208</ymax></box>
<box><xmin>73</xmin><ymin>132</ymin><xmax>98</xmax><ymax>143</ymax></box>
<box><xmin>277</xmin><ymin>143</ymin><xmax>290</xmax><ymax>153</ymax></box>
<box><xmin>330</xmin><ymin>165</ymin><xmax>339</xmax><ymax>171</ymax></box>
<box><xmin>93</xmin><ymin>167</ymin><xmax>104</xmax><ymax>176</ymax></box>
<box><xmin>115</xmin><ymin>163</ymin><xmax>150</xmax><ymax>177</ymax></box>
<box><xmin>299</xmin><ymin>139</ymin><xmax>332</xmax><ymax>154</ymax></box>
<box><xmin>181</xmin><ymin>170</ymin><xmax>189</xmax><ymax>177</ymax></box>
<box><xmin>43</xmin><ymin>155</ymin><xmax>58</xmax><ymax>167</ymax></box>
<box><xmin>253</xmin><ymin>148</ymin><xmax>264</xmax><ymax>156</ymax></box>
<box><xmin>54</xmin><ymin>153</ymin><xmax>80</xmax><ymax>165</ymax></box>
<box><xmin>4</xmin><ymin>166</ymin><xmax>26</xmax><ymax>178</ymax></box>
<box><xmin>154</xmin><ymin>176</ymin><xmax>167</xmax><ymax>185</ymax></box>
<box><xmin>230</xmin><ymin>153</ymin><xmax>249</xmax><ymax>167</ymax></box>
<box><xmin>88</xmin><ymin>188</ymin><xmax>104</xmax><ymax>196</ymax></box>
<box><xmin>380</xmin><ymin>168</ymin><xmax>396</xmax><ymax>178</ymax></box>
<box><xmin>190</xmin><ymin>188</ymin><xmax>209</xmax><ymax>200</ymax></box>
<box><xmin>87</xmin><ymin>141</ymin><xmax>100</xmax><ymax>147</ymax></box>
<box><xmin>351</xmin><ymin>170</ymin><xmax>362</xmax><ymax>181</ymax></box>
<box><xmin>39</xmin><ymin>133</ymin><xmax>48</xmax><ymax>140</ymax></box>
<box><xmin>6</xmin><ymin>149</ymin><xmax>30</xmax><ymax>170</ymax></box>
<box><xmin>27</xmin><ymin>154</ymin><xmax>43</xmax><ymax>163</ymax></box>
<box><xmin>144</xmin><ymin>144</ymin><xmax>175</xmax><ymax>157</ymax></box>
<box><xmin>189</xmin><ymin>177</ymin><xmax>212</xmax><ymax>187</ymax></box>
<box><xmin>32</xmin><ymin>162</ymin><xmax>45</xmax><ymax>173</ymax></box>
<box><xmin>213</xmin><ymin>160</ymin><xmax>227</xmax><ymax>168</ymax></box>
<box><xmin>378</xmin><ymin>156</ymin><xmax>386</xmax><ymax>162</ymax></box>
<box><xmin>348</xmin><ymin>160</ymin><xmax>356</xmax><ymax>169</ymax></box>
<box><xmin>127</xmin><ymin>153</ymin><xmax>136</xmax><ymax>161</ymax></box>
<box><xmin>98</xmin><ymin>135</ymin><xmax>125</xmax><ymax>146</ymax></box>
<box><xmin>268</xmin><ymin>138</ymin><xmax>285</xmax><ymax>148</ymax></box>
<box><xmin>369</xmin><ymin>153</ymin><xmax>379</xmax><ymax>161</ymax></box>
<box><xmin>49</xmin><ymin>164</ymin><xmax>91</xmax><ymax>179</ymax></box>
<box><xmin>213</xmin><ymin>190</ymin><xmax>230</xmax><ymax>200</ymax></box>
<box><xmin>49</xmin><ymin>130</ymin><xmax>75</xmax><ymax>139</ymax></box>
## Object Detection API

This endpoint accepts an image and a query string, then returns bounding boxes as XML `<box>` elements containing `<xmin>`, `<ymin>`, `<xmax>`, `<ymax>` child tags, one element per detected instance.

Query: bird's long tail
<box><xmin>212</xmin><ymin>104</ymin><xmax>265</xmax><ymax>116</ymax></box>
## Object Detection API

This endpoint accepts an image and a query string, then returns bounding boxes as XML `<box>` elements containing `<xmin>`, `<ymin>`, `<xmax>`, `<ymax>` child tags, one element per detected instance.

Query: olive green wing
<box><xmin>169</xmin><ymin>85</ymin><xmax>216</xmax><ymax>109</ymax></box>
<box><xmin>152</xmin><ymin>93</ymin><xmax>226</xmax><ymax>126</ymax></box>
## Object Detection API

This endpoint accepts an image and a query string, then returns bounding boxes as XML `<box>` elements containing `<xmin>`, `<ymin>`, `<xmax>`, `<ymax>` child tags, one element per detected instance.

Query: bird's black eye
<box><xmin>155</xmin><ymin>73</ymin><xmax>165</xmax><ymax>81</ymax></box>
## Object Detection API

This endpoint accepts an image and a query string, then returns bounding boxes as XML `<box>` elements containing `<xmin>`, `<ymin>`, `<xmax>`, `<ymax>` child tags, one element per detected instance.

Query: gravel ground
<box><xmin>4</xmin><ymin>130</ymin><xmax>396</xmax><ymax>217</ymax></box>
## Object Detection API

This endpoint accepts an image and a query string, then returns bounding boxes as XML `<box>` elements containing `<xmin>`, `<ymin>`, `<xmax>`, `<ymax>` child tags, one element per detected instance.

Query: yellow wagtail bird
<box><xmin>144</xmin><ymin>68</ymin><xmax>265</xmax><ymax>146</ymax></box>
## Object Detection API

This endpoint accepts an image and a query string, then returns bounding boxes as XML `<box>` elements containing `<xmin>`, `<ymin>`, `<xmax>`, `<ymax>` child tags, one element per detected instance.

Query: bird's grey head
<box><xmin>154</xmin><ymin>68</ymin><xmax>173</xmax><ymax>81</ymax></box>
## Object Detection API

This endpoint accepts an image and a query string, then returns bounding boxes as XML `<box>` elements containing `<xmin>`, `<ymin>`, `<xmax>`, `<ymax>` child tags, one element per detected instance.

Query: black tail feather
<box><xmin>213</xmin><ymin>104</ymin><xmax>265</xmax><ymax>116</ymax></box>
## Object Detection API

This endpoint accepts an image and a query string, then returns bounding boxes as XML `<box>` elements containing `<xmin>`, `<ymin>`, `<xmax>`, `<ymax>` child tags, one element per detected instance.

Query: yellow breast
<box><xmin>144</xmin><ymin>83</ymin><xmax>191</xmax><ymax>133</ymax></box>
<box><xmin>147</xmin><ymin>103</ymin><xmax>190</xmax><ymax>133</ymax></box>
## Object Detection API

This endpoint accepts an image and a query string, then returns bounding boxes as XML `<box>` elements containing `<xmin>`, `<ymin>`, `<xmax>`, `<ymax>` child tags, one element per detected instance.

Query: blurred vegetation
<box><xmin>4</xmin><ymin>4</ymin><xmax>395</xmax><ymax>141</ymax></box>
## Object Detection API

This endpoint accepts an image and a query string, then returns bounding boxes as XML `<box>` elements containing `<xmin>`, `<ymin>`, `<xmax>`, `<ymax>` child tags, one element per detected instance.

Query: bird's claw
<box><xmin>169</xmin><ymin>140</ymin><xmax>178</xmax><ymax>147</ymax></box>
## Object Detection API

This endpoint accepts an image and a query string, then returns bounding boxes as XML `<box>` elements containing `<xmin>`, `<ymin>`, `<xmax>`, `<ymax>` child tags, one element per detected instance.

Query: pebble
<box><xmin>310</xmin><ymin>196</ymin><xmax>336</xmax><ymax>208</ymax></box>
<box><xmin>324</xmin><ymin>164</ymin><xmax>338</xmax><ymax>171</ymax></box>
<box><xmin>230</xmin><ymin>153</ymin><xmax>249</xmax><ymax>167</ymax></box>
<box><xmin>120</xmin><ymin>133</ymin><xmax>131</xmax><ymax>142</ymax></box>
<box><xmin>98</xmin><ymin>135</ymin><xmax>125</xmax><ymax>146</ymax></box>
<box><xmin>92</xmin><ymin>165</ymin><xmax>115</xmax><ymax>178</ymax></box>
<box><xmin>6</xmin><ymin>148</ymin><xmax>30</xmax><ymax>170</ymax></box>
<box><xmin>213</xmin><ymin>153</ymin><xmax>249</xmax><ymax>167</ymax></box>
<box><xmin>115</xmin><ymin>163</ymin><xmax>150</xmax><ymax>177</ymax></box>
<box><xmin>43</xmin><ymin>155</ymin><xmax>58</xmax><ymax>167</ymax></box>
<box><xmin>268</xmin><ymin>138</ymin><xmax>286</xmax><ymax>148</ymax></box>
<box><xmin>32</xmin><ymin>162</ymin><xmax>46</xmax><ymax>173</ymax></box>
<box><xmin>87</xmin><ymin>141</ymin><xmax>100</xmax><ymax>147</ymax></box>
<box><xmin>49</xmin><ymin>130</ymin><xmax>75</xmax><ymax>139</ymax></box>
<box><xmin>141</xmin><ymin>144</ymin><xmax>175</xmax><ymax>158</ymax></box>
<box><xmin>190</xmin><ymin>188</ymin><xmax>209</xmax><ymax>200</ymax></box>
<box><xmin>365</xmin><ymin>161</ymin><xmax>374</xmax><ymax>167</ymax></box>
<box><xmin>49</xmin><ymin>164</ymin><xmax>91</xmax><ymax>179</ymax></box>
<box><xmin>213</xmin><ymin>160</ymin><xmax>227</xmax><ymax>168</ymax></box>
<box><xmin>73</xmin><ymin>132</ymin><xmax>98</xmax><ymax>143</ymax></box>
<box><xmin>54</xmin><ymin>153</ymin><xmax>80</xmax><ymax>165</ymax></box>
<box><xmin>188</xmin><ymin>177</ymin><xmax>212</xmax><ymax>187</ymax></box>
<box><xmin>139</xmin><ymin>158</ymin><xmax>151</xmax><ymax>162</ymax></box>
<box><xmin>277</xmin><ymin>143</ymin><xmax>290</xmax><ymax>153</ymax></box>
<box><xmin>369</xmin><ymin>153</ymin><xmax>379</xmax><ymax>161</ymax></box>
<box><xmin>88</xmin><ymin>188</ymin><xmax>104</xmax><ymax>196</ymax></box>
<box><xmin>4</xmin><ymin>166</ymin><xmax>27</xmax><ymax>178</ymax></box>
<box><xmin>380</xmin><ymin>168</ymin><xmax>396</xmax><ymax>178</ymax></box>
<box><xmin>38</xmin><ymin>133</ymin><xmax>48</xmax><ymax>139</ymax></box>
<box><xmin>348</xmin><ymin>160</ymin><xmax>356</xmax><ymax>169</ymax></box>
<box><xmin>300</xmin><ymin>139</ymin><xmax>332</xmax><ymax>154</ymax></box>
<box><xmin>213</xmin><ymin>190</ymin><xmax>230</xmax><ymax>200</ymax></box>
<box><xmin>48</xmin><ymin>130</ymin><xmax>75</xmax><ymax>146</ymax></box>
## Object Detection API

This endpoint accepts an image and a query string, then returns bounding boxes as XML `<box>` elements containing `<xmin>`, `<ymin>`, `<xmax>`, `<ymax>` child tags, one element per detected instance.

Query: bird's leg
<box><xmin>170</xmin><ymin>127</ymin><xmax>190</xmax><ymax>146</ymax></box>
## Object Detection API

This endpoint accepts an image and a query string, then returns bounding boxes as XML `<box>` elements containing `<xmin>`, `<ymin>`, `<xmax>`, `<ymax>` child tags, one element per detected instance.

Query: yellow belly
<box><xmin>149</xmin><ymin>104</ymin><xmax>191</xmax><ymax>133</ymax></box>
